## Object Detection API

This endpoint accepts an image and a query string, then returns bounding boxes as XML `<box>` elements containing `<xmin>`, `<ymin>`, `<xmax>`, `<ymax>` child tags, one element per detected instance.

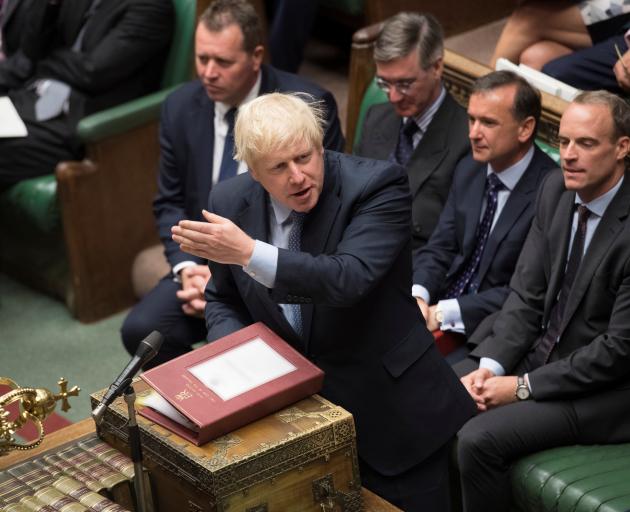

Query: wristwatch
<box><xmin>515</xmin><ymin>376</ymin><xmax>531</xmax><ymax>401</ymax></box>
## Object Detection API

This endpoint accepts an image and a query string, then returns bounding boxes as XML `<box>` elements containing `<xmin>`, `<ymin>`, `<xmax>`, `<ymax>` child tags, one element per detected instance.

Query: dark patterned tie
<box><xmin>218</xmin><ymin>107</ymin><xmax>238</xmax><ymax>182</ymax></box>
<box><xmin>286</xmin><ymin>211</ymin><xmax>306</xmax><ymax>336</ymax></box>
<box><xmin>528</xmin><ymin>204</ymin><xmax>591</xmax><ymax>368</ymax></box>
<box><xmin>390</xmin><ymin>117</ymin><xmax>419</xmax><ymax>166</ymax></box>
<box><xmin>443</xmin><ymin>173</ymin><xmax>505</xmax><ymax>299</ymax></box>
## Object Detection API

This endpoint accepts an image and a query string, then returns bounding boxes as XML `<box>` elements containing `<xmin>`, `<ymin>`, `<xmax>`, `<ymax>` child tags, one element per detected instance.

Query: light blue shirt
<box><xmin>413</xmin><ymin>145</ymin><xmax>535</xmax><ymax>334</ymax></box>
<box><xmin>242</xmin><ymin>196</ymin><xmax>298</xmax><ymax>323</ymax></box>
<box><xmin>481</xmin><ymin>175</ymin><xmax>625</xmax><ymax>385</ymax></box>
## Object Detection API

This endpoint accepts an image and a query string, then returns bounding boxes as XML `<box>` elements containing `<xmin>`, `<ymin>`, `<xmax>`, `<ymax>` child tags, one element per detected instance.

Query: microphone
<box><xmin>92</xmin><ymin>330</ymin><xmax>164</xmax><ymax>424</ymax></box>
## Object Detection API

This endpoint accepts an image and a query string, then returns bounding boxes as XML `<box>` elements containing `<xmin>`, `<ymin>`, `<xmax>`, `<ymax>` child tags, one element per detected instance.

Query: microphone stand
<box><xmin>123</xmin><ymin>385</ymin><xmax>152</xmax><ymax>512</ymax></box>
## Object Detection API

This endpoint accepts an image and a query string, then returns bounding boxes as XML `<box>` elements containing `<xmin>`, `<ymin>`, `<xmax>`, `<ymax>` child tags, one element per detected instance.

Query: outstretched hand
<box><xmin>172</xmin><ymin>210</ymin><xmax>255</xmax><ymax>267</ymax></box>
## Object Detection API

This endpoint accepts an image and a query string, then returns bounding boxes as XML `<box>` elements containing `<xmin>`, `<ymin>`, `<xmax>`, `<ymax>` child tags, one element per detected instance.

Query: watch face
<box><xmin>516</xmin><ymin>386</ymin><xmax>529</xmax><ymax>400</ymax></box>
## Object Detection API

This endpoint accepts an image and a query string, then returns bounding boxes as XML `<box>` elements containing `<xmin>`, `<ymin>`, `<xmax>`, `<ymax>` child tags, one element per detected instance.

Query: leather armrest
<box><xmin>76</xmin><ymin>86</ymin><xmax>179</xmax><ymax>143</ymax></box>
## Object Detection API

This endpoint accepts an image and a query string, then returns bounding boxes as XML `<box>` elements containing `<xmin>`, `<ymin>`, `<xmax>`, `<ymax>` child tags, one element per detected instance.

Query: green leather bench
<box><xmin>0</xmin><ymin>0</ymin><xmax>197</xmax><ymax>322</ymax></box>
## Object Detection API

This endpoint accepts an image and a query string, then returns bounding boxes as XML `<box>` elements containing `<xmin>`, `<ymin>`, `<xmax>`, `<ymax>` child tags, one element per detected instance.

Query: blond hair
<box><xmin>234</xmin><ymin>92</ymin><xmax>325</xmax><ymax>167</ymax></box>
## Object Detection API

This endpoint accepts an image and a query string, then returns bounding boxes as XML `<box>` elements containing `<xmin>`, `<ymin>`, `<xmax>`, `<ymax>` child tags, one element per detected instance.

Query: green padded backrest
<box><xmin>160</xmin><ymin>0</ymin><xmax>197</xmax><ymax>88</ymax></box>
<box><xmin>535</xmin><ymin>139</ymin><xmax>561</xmax><ymax>165</ymax></box>
<box><xmin>353</xmin><ymin>77</ymin><xmax>387</xmax><ymax>150</ymax></box>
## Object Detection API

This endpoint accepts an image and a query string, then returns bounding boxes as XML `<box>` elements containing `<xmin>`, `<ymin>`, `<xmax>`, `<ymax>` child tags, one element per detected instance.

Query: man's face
<box><xmin>467</xmin><ymin>85</ymin><xmax>534</xmax><ymax>171</ymax></box>
<box><xmin>194</xmin><ymin>22</ymin><xmax>263</xmax><ymax>106</ymax></box>
<box><xmin>249</xmin><ymin>140</ymin><xmax>325</xmax><ymax>213</ymax></box>
<box><xmin>375</xmin><ymin>48</ymin><xmax>442</xmax><ymax>118</ymax></box>
<box><xmin>559</xmin><ymin>102</ymin><xmax>629</xmax><ymax>202</ymax></box>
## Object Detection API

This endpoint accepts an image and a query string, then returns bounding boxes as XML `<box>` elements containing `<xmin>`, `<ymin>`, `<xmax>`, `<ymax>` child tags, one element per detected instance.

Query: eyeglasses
<box><xmin>375</xmin><ymin>76</ymin><xmax>418</xmax><ymax>95</ymax></box>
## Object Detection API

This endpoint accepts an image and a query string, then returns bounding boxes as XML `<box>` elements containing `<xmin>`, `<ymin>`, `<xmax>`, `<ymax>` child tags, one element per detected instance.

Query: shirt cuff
<box><xmin>412</xmin><ymin>284</ymin><xmax>430</xmax><ymax>303</ymax></box>
<box><xmin>437</xmin><ymin>299</ymin><xmax>465</xmax><ymax>333</ymax></box>
<box><xmin>242</xmin><ymin>240</ymin><xmax>278</xmax><ymax>288</ymax></box>
<box><xmin>479</xmin><ymin>357</ymin><xmax>505</xmax><ymax>376</ymax></box>
<box><xmin>524</xmin><ymin>373</ymin><xmax>533</xmax><ymax>394</ymax></box>
<box><xmin>172</xmin><ymin>261</ymin><xmax>197</xmax><ymax>282</ymax></box>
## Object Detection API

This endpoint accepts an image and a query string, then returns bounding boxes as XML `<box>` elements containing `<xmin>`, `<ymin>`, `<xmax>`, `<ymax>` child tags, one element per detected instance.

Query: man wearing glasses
<box><xmin>355</xmin><ymin>12</ymin><xmax>470</xmax><ymax>251</ymax></box>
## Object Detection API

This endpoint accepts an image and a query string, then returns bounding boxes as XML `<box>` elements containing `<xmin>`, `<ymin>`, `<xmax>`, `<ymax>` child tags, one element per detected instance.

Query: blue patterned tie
<box><xmin>218</xmin><ymin>107</ymin><xmax>238</xmax><ymax>181</ymax></box>
<box><xmin>390</xmin><ymin>117</ymin><xmax>419</xmax><ymax>166</ymax></box>
<box><xmin>286</xmin><ymin>211</ymin><xmax>306</xmax><ymax>336</ymax></box>
<box><xmin>443</xmin><ymin>173</ymin><xmax>505</xmax><ymax>299</ymax></box>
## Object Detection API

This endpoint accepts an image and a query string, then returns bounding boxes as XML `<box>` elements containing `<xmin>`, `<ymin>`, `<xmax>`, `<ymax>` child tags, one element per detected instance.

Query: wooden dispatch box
<box><xmin>91</xmin><ymin>381</ymin><xmax>363</xmax><ymax>511</ymax></box>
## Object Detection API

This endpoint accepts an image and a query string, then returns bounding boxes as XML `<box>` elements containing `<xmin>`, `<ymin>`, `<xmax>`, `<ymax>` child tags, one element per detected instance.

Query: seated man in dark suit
<box><xmin>171</xmin><ymin>92</ymin><xmax>476</xmax><ymax>512</ymax></box>
<box><xmin>120</xmin><ymin>0</ymin><xmax>344</xmax><ymax>368</ymax></box>
<box><xmin>454</xmin><ymin>90</ymin><xmax>630</xmax><ymax>512</ymax></box>
<box><xmin>413</xmin><ymin>71</ymin><xmax>556</xmax><ymax>361</ymax></box>
<box><xmin>0</xmin><ymin>0</ymin><xmax>174</xmax><ymax>187</ymax></box>
<box><xmin>355</xmin><ymin>11</ymin><xmax>470</xmax><ymax>250</ymax></box>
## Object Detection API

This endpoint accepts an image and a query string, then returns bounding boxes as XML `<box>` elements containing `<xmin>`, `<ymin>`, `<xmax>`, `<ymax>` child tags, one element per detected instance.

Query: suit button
<box><xmin>413</xmin><ymin>223</ymin><xmax>421</xmax><ymax>233</ymax></box>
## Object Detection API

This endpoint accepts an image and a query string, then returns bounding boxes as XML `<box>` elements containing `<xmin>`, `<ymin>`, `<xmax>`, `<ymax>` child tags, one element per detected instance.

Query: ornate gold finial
<box><xmin>0</xmin><ymin>377</ymin><xmax>80</xmax><ymax>455</ymax></box>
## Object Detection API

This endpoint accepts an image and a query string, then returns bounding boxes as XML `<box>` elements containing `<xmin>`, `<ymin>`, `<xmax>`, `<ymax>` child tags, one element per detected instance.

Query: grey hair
<box><xmin>374</xmin><ymin>12</ymin><xmax>444</xmax><ymax>69</ymax></box>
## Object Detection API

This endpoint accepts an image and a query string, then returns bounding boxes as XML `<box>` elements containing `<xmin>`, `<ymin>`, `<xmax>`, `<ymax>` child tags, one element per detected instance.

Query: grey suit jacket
<box><xmin>355</xmin><ymin>91</ymin><xmax>470</xmax><ymax>249</ymax></box>
<box><xmin>473</xmin><ymin>169</ymin><xmax>630</xmax><ymax>442</ymax></box>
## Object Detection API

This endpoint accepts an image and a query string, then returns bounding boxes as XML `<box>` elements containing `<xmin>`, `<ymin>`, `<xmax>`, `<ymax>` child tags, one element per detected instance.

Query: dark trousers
<box><xmin>0</xmin><ymin>88</ymin><xmax>82</xmax><ymax>187</ymax></box>
<box><xmin>121</xmin><ymin>276</ymin><xmax>206</xmax><ymax>369</ymax></box>
<box><xmin>542</xmin><ymin>34</ymin><xmax>626</xmax><ymax>95</ymax></box>
<box><xmin>360</xmin><ymin>442</ymin><xmax>451</xmax><ymax>512</ymax></box>
<box><xmin>456</xmin><ymin>399</ymin><xmax>580</xmax><ymax>512</ymax></box>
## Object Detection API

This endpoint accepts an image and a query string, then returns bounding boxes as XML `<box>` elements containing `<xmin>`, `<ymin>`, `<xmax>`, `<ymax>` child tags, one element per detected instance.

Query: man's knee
<box><xmin>120</xmin><ymin>307</ymin><xmax>154</xmax><ymax>356</ymax></box>
<box><xmin>457</xmin><ymin>418</ymin><xmax>499</xmax><ymax>474</ymax></box>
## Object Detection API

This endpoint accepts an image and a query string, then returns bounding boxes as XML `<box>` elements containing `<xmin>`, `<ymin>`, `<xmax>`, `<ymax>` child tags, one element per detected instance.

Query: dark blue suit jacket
<box><xmin>203</xmin><ymin>151</ymin><xmax>476</xmax><ymax>475</ymax></box>
<box><xmin>153</xmin><ymin>65</ymin><xmax>344</xmax><ymax>269</ymax></box>
<box><xmin>413</xmin><ymin>145</ymin><xmax>556</xmax><ymax>336</ymax></box>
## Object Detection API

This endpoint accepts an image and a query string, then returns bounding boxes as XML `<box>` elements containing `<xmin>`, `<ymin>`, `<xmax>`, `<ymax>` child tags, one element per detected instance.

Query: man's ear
<box><xmin>517</xmin><ymin>116</ymin><xmax>536</xmax><ymax>143</ymax></box>
<box><xmin>252</xmin><ymin>45</ymin><xmax>264</xmax><ymax>72</ymax></box>
<box><xmin>616</xmin><ymin>135</ymin><xmax>630</xmax><ymax>162</ymax></box>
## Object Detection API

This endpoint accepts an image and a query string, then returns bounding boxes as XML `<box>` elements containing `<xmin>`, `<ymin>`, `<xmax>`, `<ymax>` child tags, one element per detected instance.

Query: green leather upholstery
<box><xmin>353</xmin><ymin>77</ymin><xmax>387</xmax><ymax>150</ymax></box>
<box><xmin>0</xmin><ymin>175</ymin><xmax>59</xmax><ymax>234</ymax></box>
<box><xmin>511</xmin><ymin>444</ymin><xmax>630</xmax><ymax>512</ymax></box>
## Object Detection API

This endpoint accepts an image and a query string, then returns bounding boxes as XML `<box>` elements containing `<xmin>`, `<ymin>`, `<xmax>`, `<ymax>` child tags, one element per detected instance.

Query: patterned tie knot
<box><xmin>403</xmin><ymin>117</ymin><xmax>419</xmax><ymax>137</ymax></box>
<box><xmin>486</xmin><ymin>172</ymin><xmax>504</xmax><ymax>194</ymax></box>
<box><xmin>577</xmin><ymin>204</ymin><xmax>590</xmax><ymax>224</ymax></box>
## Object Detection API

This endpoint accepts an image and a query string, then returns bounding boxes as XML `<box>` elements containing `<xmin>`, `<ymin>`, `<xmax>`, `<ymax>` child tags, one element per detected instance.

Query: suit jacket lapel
<box><xmin>407</xmin><ymin>94</ymin><xmax>455</xmax><ymax>198</ymax></box>
<box><xmin>560</xmin><ymin>176</ymin><xmax>630</xmax><ymax>333</ymax></box>
<box><xmin>461</xmin><ymin>163</ymin><xmax>487</xmax><ymax>256</ymax></box>
<box><xmin>476</xmin><ymin>148</ymin><xmax>545</xmax><ymax>282</ymax></box>
<box><xmin>300</xmin><ymin>155</ymin><xmax>342</xmax><ymax>349</ymax></box>
<box><xmin>3</xmin><ymin>0</ymin><xmax>19</xmax><ymax>27</ymax></box>
<box><xmin>194</xmin><ymin>90</ymin><xmax>215</xmax><ymax>200</ymax></box>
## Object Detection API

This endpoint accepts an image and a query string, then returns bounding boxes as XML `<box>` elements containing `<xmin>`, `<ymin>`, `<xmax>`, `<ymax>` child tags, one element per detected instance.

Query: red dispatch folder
<box><xmin>138</xmin><ymin>322</ymin><xmax>324</xmax><ymax>446</ymax></box>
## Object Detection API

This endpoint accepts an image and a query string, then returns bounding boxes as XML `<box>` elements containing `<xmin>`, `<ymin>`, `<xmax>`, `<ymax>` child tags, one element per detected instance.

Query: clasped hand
<box><xmin>460</xmin><ymin>368</ymin><xmax>518</xmax><ymax>412</ymax></box>
<box><xmin>171</xmin><ymin>210</ymin><xmax>255</xmax><ymax>267</ymax></box>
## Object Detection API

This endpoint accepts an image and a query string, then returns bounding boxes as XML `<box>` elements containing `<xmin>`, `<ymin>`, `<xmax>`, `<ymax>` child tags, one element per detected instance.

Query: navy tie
<box><xmin>218</xmin><ymin>107</ymin><xmax>238</xmax><ymax>181</ymax></box>
<box><xmin>443</xmin><ymin>173</ymin><xmax>505</xmax><ymax>299</ymax></box>
<box><xmin>526</xmin><ymin>204</ymin><xmax>590</xmax><ymax>369</ymax></box>
<box><xmin>390</xmin><ymin>117</ymin><xmax>419</xmax><ymax>166</ymax></box>
<box><xmin>285</xmin><ymin>211</ymin><xmax>306</xmax><ymax>336</ymax></box>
